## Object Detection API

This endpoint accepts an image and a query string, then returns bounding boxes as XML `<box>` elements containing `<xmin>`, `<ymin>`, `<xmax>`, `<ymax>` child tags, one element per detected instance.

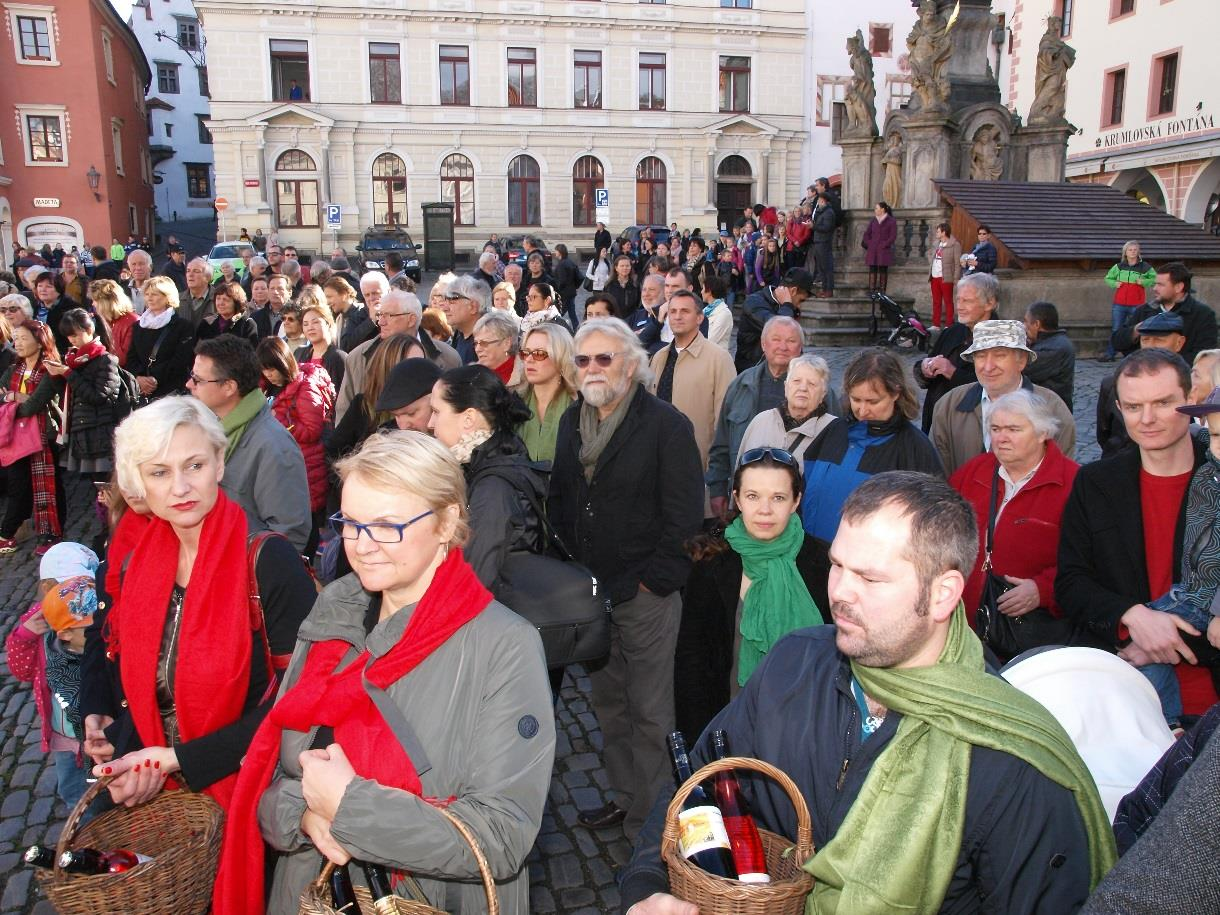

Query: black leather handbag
<box><xmin>477</xmin><ymin>468</ymin><xmax>611</xmax><ymax>668</ymax></box>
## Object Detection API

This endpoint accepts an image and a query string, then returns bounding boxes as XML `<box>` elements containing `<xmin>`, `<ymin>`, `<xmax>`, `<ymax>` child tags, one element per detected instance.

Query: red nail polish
<box><xmin>144</xmin><ymin>759</ymin><xmax>151</xmax><ymax>768</ymax></box>
<box><xmin>153</xmin><ymin>760</ymin><xmax>160</xmax><ymax>770</ymax></box>
<box><xmin>103</xmin><ymin>766</ymin><xmax>112</xmax><ymax>775</ymax></box>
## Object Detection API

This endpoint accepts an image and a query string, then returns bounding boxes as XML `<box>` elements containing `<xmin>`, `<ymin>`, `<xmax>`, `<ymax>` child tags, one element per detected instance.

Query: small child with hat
<box><xmin>5</xmin><ymin>543</ymin><xmax>99</xmax><ymax>811</ymax></box>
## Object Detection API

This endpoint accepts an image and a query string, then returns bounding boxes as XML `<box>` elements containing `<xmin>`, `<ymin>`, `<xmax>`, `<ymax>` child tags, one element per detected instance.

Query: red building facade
<box><xmin>0</xmin><ymin>0</ymin><xmax>154</xmax><ymax>269</ymax></box>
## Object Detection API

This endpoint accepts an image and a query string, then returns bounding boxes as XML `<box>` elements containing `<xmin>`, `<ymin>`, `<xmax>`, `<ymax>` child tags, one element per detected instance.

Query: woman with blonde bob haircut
<box><xmin>89</xmin><ymin>279</ymin><xmax>138</xmax><ymax>366</ymax></box>
<box><xmin>222</xmin><ymin>430</ymin><xmax>555</xmax><ymax>915</ymax></box>
<box><xmin>127</xmin><ymin>276</ymin><xmax>193</xmax><ymax>399</ymax></box>
<box><xmin>81</xmin><ymin>396</ymin><xmax>317</xmax><ymax>911</ymax></box>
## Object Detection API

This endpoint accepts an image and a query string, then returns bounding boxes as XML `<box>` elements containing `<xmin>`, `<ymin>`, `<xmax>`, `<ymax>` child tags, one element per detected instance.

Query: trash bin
<box><xmin>421</xmin><ymin>202</ymin><xmax>455</xmax><ymax>272</ymax></box>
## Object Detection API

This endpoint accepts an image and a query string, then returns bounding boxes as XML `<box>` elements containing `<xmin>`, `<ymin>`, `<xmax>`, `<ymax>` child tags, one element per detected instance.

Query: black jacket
<box><xmin>464</xmin><ymin>431</ymin><xmax>548</xmax><ymax>590</ymax></box>
<box><xmin>1056</xmin><ymin>435</ymin><xmax>1213</xmax><ymax>652</ymax></box>
<box><xmin>1025</xmin><ymin>328</ymin><xmax>1076</xmax><ymax>412</ymax></box>
<box><xmin>548</xmin><ymin>385</ymin><xmax>704</xmax><ymax>605</ymax></box>
<box><xmin>194</xmin><ymin>313</ymin><xmax>260</xmax><ymax>348</ymax></box>
<box><xmin>622</xmin><ymin>627</ymin><xmax>1093</xmax><ymax>913</ymax></box>
<box><xmin>159</xmin><ymin>259</ymin><xmax>188</xmax><ymax>292</ymax></box>
<box><xmin>252</xmin><ymin>305</ymin><xmax>282</xmax><ymax>340</ymax></box>
<box><xmin>80</xmin><ymin>533</ymin><xmax>318</xmax><ymax>792</ymax></box>
<box><xmin>674</xmin><ymin>534</ymin><xmax>828</xmax><ymax>740</ymax></box>
<box><xmin>1094</xmin><ymin>372</ymin><xmax>1129</xmax><ymax>458</ymax></box>
<box><xmin>593</xmin><ymin>228</ymin><xmax>612</xmax><ymax>255</ymax></box>
<box><xmin>914</xmin><ymin>321</ymin><xmax>977</xmax><ymax>432</ymax></box>
<box><xmin>124</xmin><ymin>315</ymin><xmax>194</xmax><ymax>398</ymax></box>
<box><xmin>812</xmin><ymin>202</ymin><xmax>837</xmax><ymax>242</ymax></box>
<box><xmin>1112</xmin><ymin>294</ymin><xmax>1219</xmax><ymax>365</ymax></box>
<box><xmin>736</xmin><ymin>286</ymin><xmax>797</xmax><ymax>373</ymax></box>
<box><xmin>64</xmin><ymin>351</ymin><xmax>123</xmax><ymax>460</ymax></box>
<box><xmin>552</xmin><ymin>258</ymin><xmax>583</xmax><ymax>316</ymax></box>
<box><xmin>338</xmin><ymin>303</ymin><xmax>376</xmax><ymax>353</ymax></box>
<box><xmin>603</xmin><ymin>278</ymin><xmax>641</xmax><ymax>321</ymax></box>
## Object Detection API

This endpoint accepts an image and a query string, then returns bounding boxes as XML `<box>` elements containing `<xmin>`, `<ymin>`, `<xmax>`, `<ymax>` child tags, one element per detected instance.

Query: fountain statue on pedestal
<box><xmin>1028</xmin><ymin>17</ymin><xmax>1076</xmax><ymax>126</ymax></box>
<box><xmin>843</xmin><ymin>29</ymin><xmax>879</xmax><ymax>138</ymax></box>
<box><xmin>907</xmin><ymin>0</ymin><xmax>952</xmax><ymax>116</ymax></box>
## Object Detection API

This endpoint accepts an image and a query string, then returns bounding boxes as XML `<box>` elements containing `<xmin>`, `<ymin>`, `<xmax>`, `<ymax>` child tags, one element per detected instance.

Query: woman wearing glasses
<box><xmin>127</xmin><ymin>277</ymin><xmax>194</xmax><ymax>402</ymax></box>
<box><xmin>80</xmin><ymin>397</ymin><xmax>316</xmax><ymax>902</ymax></box>
<box><xmin>519</xmin><ymin>282</ymin><xmax>567</xmax><ymax>337</ymax></box>
<box><xmin>472</xmin><ymin>310</ymin><xmax>521</xmax><ymax>384</ymax></box>
<box><xmin>673</xmin><ymin>448</ymin><xmax>826</xmax><ymax>742</ymax></box>
<box><xmin>514</xmin><ymin>322</ymin><xmax>577</xmax><ymax>465</ymax></box>
<box><xmin>428</xmin><ymin>365</ymin><xmax>544</xmax><ymax>589</ymax></box>
<box><xmin>225</xmin><ymin>431</ymin><xmax>554</xmax><ymax>915</ymax></box>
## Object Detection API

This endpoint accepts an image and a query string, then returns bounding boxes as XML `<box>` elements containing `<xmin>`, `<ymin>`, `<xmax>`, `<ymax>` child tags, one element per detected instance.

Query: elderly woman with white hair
<box><xmin>949</xmin><ymin>387</ymin><xmax>1081</xmax><ymax>660</ymax></box>
<box><xmin>472</xmin><ymin>308</ymin><xmax>521</xmax><ymax>384</ymax></box>
<box><xmin>79</xmin><ymin>396</ymin><xmax>316</xmax><ymax>901</ymax></box>
<box><xmin>126</xmin><ymin>276</ymin><xmax>195</xmax><ymax>400</ymax></box>
<box><xmin>221</xmin><ymin>431</ymin><xmax>554</xmax><ymax>915</ymax></box>
<box><xmin>735</xmin><ymin>353</ymin><xmax>836</xmax><ymax>468</ymax></box>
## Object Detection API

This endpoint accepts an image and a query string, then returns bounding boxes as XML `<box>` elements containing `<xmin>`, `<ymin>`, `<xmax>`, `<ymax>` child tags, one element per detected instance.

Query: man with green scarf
<box><xmin>621</xmin><ymin>472</ymin><xmax>1116</xmax><ymax>915</ymax></box>
<box><xmin>188</xmin><ymin>336</ymin><xmax>311</xmax><ymax>552</ymax></box>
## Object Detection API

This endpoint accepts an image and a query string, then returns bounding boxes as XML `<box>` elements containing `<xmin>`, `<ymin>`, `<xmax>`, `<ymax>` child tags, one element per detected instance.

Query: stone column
<box><xmin>839</xmin><ymin>136</ymin><xmax>879</xmax><ymax>210</ymax></box>
<box><xmin>256</xmin><ymin>133</ymin><xmax>270</xmax><ymax>213</ymax></box>
<box><xmin>898</xmin><ymin>119</ymin><xmax>956</xmax><ymax>209</ymax></box>
<box><xmin>706</xmin><ymin>149</ymin><xmax>716</xmax><ymax>211</ymax></box>
<box><xmin>758</xmin><ymin>150</ymin><xmax>770</xmax><ymax>205</ymax></box>
<box><xmin>1017</xmin><ymin>125</ymin><xmax>1072</xmax><ymax>183</ymax></box>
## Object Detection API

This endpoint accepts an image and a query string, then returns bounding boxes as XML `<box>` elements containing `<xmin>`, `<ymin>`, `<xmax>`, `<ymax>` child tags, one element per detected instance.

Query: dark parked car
<box><xmin>500</xmin><ymin>235</ymin><xmax>553</xmax><ymax>273</ymax></box>
<box><xmin>356</xmin><ymin>227</ymin><xmax>422</xmax><ymax>281</ymax></box>
<box><xmin>616</xmin><ymin>225</ymin><xmax>673</xmax><ymax>253</ymax></box>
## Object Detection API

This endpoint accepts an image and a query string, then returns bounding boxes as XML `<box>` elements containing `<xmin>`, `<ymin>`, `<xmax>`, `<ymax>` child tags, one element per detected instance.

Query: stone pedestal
<box><xmin>1017</xmin><ymin>125</ymin><xmax>1074</xmax><ymax>183</ymax></box>
<box><xmin>839</xmin><ymin>137</ymin><xmax>880</xmax><ymax>210</ymax></box>
<box><xmin>900</xmin><ymin>119</ymin><xmax>957</xmax><ymax>209</ymax></box>
<box><xmin>939</xmin><ymin>0</ymin><xmax>1002</xmax><ymax>111</ymax></box>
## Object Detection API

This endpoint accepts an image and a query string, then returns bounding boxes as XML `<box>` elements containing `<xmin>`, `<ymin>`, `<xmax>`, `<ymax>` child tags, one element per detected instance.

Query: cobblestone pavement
<box><xmin>0</xmin><ymin>350</ymin><xmax>1114</xmax><ymax>914</ymax></box>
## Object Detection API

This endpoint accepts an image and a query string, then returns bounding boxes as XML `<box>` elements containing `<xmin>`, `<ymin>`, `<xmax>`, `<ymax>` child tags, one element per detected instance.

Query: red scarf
<box><xmin>102</xmin><ymin>508</ymin><xmax>153</xmax><ymax>653</ymax></box>
<box><xmin>212</xmin><ymin>548</ymin><xmax>491</xmax><ymax>915</ymax></box>
<box><xmin>116</xmin><ymin>492</ymin><xmax>252</xmax><ymax>810</ymax></box>
<box><xmin>65</xmin><ymin>339</ymin><xmax>106</xmax><ymax>370</ymax></box>
<box><xmin>493</xmin><ymin>355</ymin><xmax>516</xmax><ymax>384</ymax></box>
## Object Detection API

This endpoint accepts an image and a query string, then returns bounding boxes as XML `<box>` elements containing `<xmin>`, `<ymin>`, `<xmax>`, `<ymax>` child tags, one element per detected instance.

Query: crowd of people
<box><xmin>1</xmin><ymin>218</ymin><xmax>1217</xmax><ymax>915</ymax></box>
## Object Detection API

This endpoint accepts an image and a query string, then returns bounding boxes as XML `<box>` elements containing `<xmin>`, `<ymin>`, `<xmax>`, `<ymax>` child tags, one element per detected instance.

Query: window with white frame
<box><xmin>112</xmin><ymin>120</ymin><xmax>124</xmax><ymax>175</ymax></box>
<box><xmin>886</xmin><ymin>76</ymin><xmax>913</xmax><ymax>111</ymax></box>
<box><xmin>175</xmin><ymin>17</ymin><xmax>198</xmax><ymax>50</ymax></box>
<box><xmin>9</xmin><ymin>7</ymin><xmax>56</xmax><ymax>64</ymax></box>
<box><xmin>101</xmin><ymin>30</ymin><xmax>114</xmax><ymax>82</ymax></box>
<box><xmin>18</xmin><ymin>107</ymin><xmax>66</xmax><ymax>165</ymax></box>
<box><xmin>815</xmin><ymin>76</ymin><xmax>850</xmax><ymax>126</ymax></box>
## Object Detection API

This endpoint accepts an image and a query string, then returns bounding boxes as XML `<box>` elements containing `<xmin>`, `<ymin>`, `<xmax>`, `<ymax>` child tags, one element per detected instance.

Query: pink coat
<box><xmin>862</xmin><ymin>215</ymin><xmax>898</xmax><ymax>267</ymax></box>
<box><xmin>6</xmin><ymin>604</ymin><xmax>57</xmax><ymax>753</ymax></box>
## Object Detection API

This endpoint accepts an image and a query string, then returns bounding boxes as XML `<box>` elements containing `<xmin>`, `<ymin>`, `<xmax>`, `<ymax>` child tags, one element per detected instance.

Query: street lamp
<box><xmin>86</xmin><ymin>165</ymin><xmax>101</xmax><ymax>202</ymax></box>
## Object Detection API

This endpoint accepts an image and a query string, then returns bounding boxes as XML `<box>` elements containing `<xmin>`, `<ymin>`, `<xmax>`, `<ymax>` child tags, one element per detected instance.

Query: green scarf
<box><xmin>221</xmin><ymin>389</ymin><xmax>267</xmax><ymax>461</ymax></box>
<box><xmin>804</xmin><ymin>606</ymin><xmax>1116</xmax><ymax>914</ymax></box>
<box><xmin>724</xmin><ymin>514</ymin><xmax>822</xmax><ymax>685</ymax></box>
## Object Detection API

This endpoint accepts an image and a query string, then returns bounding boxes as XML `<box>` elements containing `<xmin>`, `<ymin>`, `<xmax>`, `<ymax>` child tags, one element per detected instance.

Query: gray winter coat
<box><xmin>222</xmin><ymin>401</ymin><xmax>313</xmax><ymax>552</ymax></box>
<box><xmin>258</xmin><ymin>572</ymin><xmax>555</xmax><ymax>915</ymax></box>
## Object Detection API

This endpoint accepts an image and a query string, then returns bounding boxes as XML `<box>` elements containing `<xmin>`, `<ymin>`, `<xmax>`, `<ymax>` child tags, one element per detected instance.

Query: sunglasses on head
<box><xmin>739</xmin><ymin>447</ymin><xmax>797</xmax><ymax>468</ymax></box>
<box><xmin>574</xmin><ymin>352</ymin><xmax>620</xmax><ymax>369</ymax></box>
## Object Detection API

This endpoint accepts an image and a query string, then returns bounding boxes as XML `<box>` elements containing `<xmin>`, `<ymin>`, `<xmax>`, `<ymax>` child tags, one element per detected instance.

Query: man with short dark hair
<box><xmin>963</xmin><ymin>225</ymin><xmax>998</xmax><ymax>275</ymax></box>
<box><xmin>384</xmin><ymin>251</ymin><xmax>406</xmax><ymax>286</ymax></box>
<box><xmin>254</xmin><ymin>275</ymin><xmax>292</xmax><ymax>338</ymax></box>
<box><xmin>1097</xmin><ymin>312</ymin><xmax>1188</xmax><ymax>458</ymax></box>
<box><xmin>1023</xmin><ymin>301</ymin><xmax>1076</xmax><ymax>411</ymax></box>
<box><xmin>187</xmin><ymin>336</ymin><xmax>311</xmax><ymax>551</ymax></box>
<box><xmin>1113</xmin><ymin>261</ymin><xmax>1218</xmax><ymax>365</ymax></box>
<box><xmin>593</xmin><ymin>221</ymin><xmax>612</xmax><ymax>257</ymax></box>
<box><xmin>623</xmin><ymin>471</ymin><xmax>1111</xmax><ymax>914</ymax></box>
<box><xmin>734</xmin><ymin>267</ymin><xmax>812</xmax><ymax>373</ymax></box>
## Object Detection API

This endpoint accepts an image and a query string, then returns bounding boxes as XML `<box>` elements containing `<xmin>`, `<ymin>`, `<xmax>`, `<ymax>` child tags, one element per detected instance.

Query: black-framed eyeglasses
<box><xmin>574</xmin><ymin>352</ymin><xmax>621</xmax><ymax>369</ymax></box>
<box><xmin>188</xmin><ymin>372</ymin><xmax>228</xmax><ymax>386</ymax></box>
<box><xmin>740</xmin><ymin>447</ymin><xmax>797</xmax><ymax>468</ymax></box>
<box><xmin>328</xmin><ymin>509</ymin><xmax>434</xmax><ymax>543</ymax></box>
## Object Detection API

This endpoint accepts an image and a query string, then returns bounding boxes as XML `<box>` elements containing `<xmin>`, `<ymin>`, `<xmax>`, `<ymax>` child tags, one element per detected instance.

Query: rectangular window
<box><xmin>16</xmin><ymin>15</ymin><xmax>51</xmax><ymax>60</ymax></box>
<box><xmin>1104</xmin><ymin>68</ymin><xmax>1126</xmax><ymax>127</ymax></box>
<box><xmin>719</xmin><ymin>56</ymin><xmax>750</xmax><ymax>113</ymax></box>
<box><xmin>157</xmin><ymin>63</ymin><xmax>179</xmax><ymax>94</ymax></box>
<box><xmin>197</xmin><ymin>66</ymin><xmax>209</xmax><ymax>97</ymax></box>
<box><xmin>815</xmin><ymin>76</ymin><xmax>850</xmax><ymax>126</ymax></box>
<box><xmin>165</xmin><ymin>122</ymin><xmax>173</xmax><ymax>137</ymax></box>
<box><xmin>507</xmin><ymin>47</ymin><xmax>537</xmax><ymax>107</ymax></box>
<box><xmin>1056</xmin><ymin>0</ymin><xmax>1073</xmax><ymax>35</ymax></box>
<box><xmin>887</xmin><ymin>75</ymin><xmax>913</xmax><ymax>111</ymax></box>
<box><xmin>196</xmin><ymin>115</ymin><xmax>212</xmax><ymax>144</ymax></box>
<box><xmin>176</xmin><ymin>18</ymin><xmax>198</xmax><ymax>50</ymax></box>
<box><xmin>369</xmin><ymin>42</ymin><xmax>401</xmax><ymax>104</ymax></box>
<box><xmin>270</xmin><ymin>39</ymin><xmax>310</xmax><ymax>102</ymax></box>
<box><xmin>1154</xmin><ymin>52</ymin><xmax>1178</xmax><ymax>116</ymax></box>
<box><xmin>439</xmin><ymin>45</ymin><xmax>469</xmax><ymax>105</ymax></box>
<box><xmin>870</xmin><ymin>25</ymin><xmax>892</xmax><ymax>56</ymax></box>
<box><xmin>101</xmin><ymin>31</ymin><xmax>114</xmax><ymax>82</ymax></box>
<box><xmin>1111</xmin><ymin>0</ymin><xmax>1135</xmax><ymax>17</ymax></box>
<box><xmin>720</xmin><ymin>0</ymin><xmax>752</xmax><ymax>6</ymax></box>
<box><xmin>574</xmin><ymin>50</ymin><xmax>602</xmax><ymax>109</ymax></box>
<box><xmin>639</xmin><ymin>52</ymin><xmax>666</xmax><ymax>111</ymax></box>
<box><xmin>277</xmin><ymin>179</ymin><xmax>319</xmax><ymax>227</ymax></box>
<box><xmin>112</xmin><ymin>121</ymin><xmax>124</xmax><ymax>176</ymax></box>
<box><xmin>640</xmin><ymin>0</ymin><xmax>665</xmax><ymax>4</ymax></box>
<box><xmin>26</xmin><ymin>115</ymin><xmax>63</xmax><ymax>162</ymax></box>
<box><xmin>186</xmin><ymin>163</ymin><xmax>210</xmax><ymax>198</ymax></box>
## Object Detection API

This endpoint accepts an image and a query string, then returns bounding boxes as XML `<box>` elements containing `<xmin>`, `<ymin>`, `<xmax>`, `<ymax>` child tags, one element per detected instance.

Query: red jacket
<box><xmin>6</xmin><ymin>604</ymin><xmax>57</xmax><ymax>752</ymax></box>
<box><xmin>267</xmin><ymin>362</ymin><xmax>335</xmax><ymax>511</ymax></box>
<box><xmin>785</xmin><ymin>219</ymin><xmax>811</xmax><ymax>251</ymax></box>
<box><xmin>949</xmin><ymin>440</ymin><xmax>1079</xmax><ymax>625</ymax></box>
<box><xmin>108</xmin><ymin>312</ymin><xmax>138</xmax><ymax>368</ymax></box>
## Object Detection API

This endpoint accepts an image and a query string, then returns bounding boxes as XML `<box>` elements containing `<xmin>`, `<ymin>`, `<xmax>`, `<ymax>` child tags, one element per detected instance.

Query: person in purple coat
<box><xmin>862</xmin><ymin>202</ymin><xmax>899</xmax><ymax>293</ymax></box>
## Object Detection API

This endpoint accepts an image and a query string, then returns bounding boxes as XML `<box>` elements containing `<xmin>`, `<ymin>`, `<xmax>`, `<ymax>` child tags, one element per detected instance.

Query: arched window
<box><xmin>717</xmin><ymin>155</ymin><xmax>752</xmax><ymax>178</ymax></box>
<box><xmin>635</xmin><ymin>156</ymin><xmax>666</xmax><ymax>226</ymax></box>
<box><xmin>441</xmin><ymin>153</ymin><xmax>475</xmax><ymax>225</ymax></box>
<box><xmin>571</xmin><ymin>155</ymin><xmax>604</xmax><ymax>227</ymax></box>
<box><xmin>507</xmin><ymin>154</ymin><xmax>540</xmax><ymax>226</ymax></box>
<box><xmin>274</xmin><ymin>149</ymin><xmax>318</xmax><ymax>227</ymax></box>
<box><xmin>372</xmin><ymin>152</ymin><xmax>407</xmax><ymax>226</ymax></box>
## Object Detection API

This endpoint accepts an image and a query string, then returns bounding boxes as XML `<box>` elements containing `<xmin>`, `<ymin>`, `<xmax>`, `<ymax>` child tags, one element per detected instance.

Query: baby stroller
<box><xmin>869</xmin><ymin>291</ymin><xmax>930</xmax><ymax>351</ymax></box>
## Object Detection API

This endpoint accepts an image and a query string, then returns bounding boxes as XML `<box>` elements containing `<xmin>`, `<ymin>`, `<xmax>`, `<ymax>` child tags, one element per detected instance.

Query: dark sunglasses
<box><xmin>574</xmin><ymin>352</ymin><xmax>620</xmax><ymax>369</ymax></box>
<box><xmin>740</xmin><ymin>447</ymin><xmax>797</xmax><ymax>468</ymax></box>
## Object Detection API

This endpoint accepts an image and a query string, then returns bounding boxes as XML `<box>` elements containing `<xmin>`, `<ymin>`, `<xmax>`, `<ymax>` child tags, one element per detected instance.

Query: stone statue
<box><xmin>970</xmin><ymin>125</ymin><xmax>1004</xmax><ymax>181</ymax></box>
<box><xmin>843</xmin><ymin>29</ymin><xmax>878</xmax><ymax>138</ymax></box>
<box><xmin>1028</xmin><ymin>17</ymin><xmax>1076</xmax><ymax>126</ymax></box>
<box><xmin>881</xmin><ymin>133</ymin><xmax>903</xmax><ymax>206</ymax></box>
<box><xmin>907</xmin><ymin>0</ymin><xmax>952</xmax><ymax>115</ymax></box>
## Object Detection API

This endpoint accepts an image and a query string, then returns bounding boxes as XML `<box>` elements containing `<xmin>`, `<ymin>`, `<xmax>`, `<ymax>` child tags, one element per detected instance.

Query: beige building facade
<box><xmin>195</xmin><ymin>0</ymin><xmax>807</xmax><ymax>258</ymax></box>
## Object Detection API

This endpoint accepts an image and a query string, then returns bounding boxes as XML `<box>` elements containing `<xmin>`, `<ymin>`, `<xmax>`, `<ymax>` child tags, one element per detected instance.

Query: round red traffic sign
<box><xmin>214</xmin><ymin>196</ymin><xmax>229</xmax><ymax>211</ymax></box>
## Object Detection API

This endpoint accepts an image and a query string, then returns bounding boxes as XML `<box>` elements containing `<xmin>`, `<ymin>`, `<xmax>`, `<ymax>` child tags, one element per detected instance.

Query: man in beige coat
<box><xmin>931</xmin><ymin>319</ymin><xmax>1075</xmax><ymax>475</ymax></box>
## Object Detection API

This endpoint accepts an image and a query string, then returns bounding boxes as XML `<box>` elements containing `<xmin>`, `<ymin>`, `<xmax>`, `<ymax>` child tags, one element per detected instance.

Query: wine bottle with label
<box><xmin>667</xmin><ymin>731</ymin><xmax>737</xmax><ymax>880</ymax></box>
<box><xmin>23</xmin><ymin>845</ymin><xmax>55</xmax><ymax>869</ymax></box>
<box><xmin>360</xmin><ymin>860</ymin><xmax>399</xmax><ymax>915</ymax></box>
<box><xmin>710</xmin><ymin>729</ymin><xmax>770</xmax><ymax>884</ymax></box>
<box><xmin>57</xmin><ymin>847</ymin><xmax>153</xmax><ymax>874</ymax></box>
<box><xmin>328</xmin><ymin>862</ymin><xmax>358</xmax><ymax>913</ymax></box>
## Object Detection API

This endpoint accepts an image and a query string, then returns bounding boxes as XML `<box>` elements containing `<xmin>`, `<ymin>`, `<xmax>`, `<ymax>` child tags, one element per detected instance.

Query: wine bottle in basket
<box><xmin>360</xmin><ymin>860</ymin><xmax>399</xmax><ymax>915</ymax></box>
<box><xmin>329</xmin><ymin>862</ymin><xmax>358</xmax><ymax>913</ymax></box>
<box><xmin>57</xmin><ymin>847</ymin><xmax>153</xmax><ymax>874</ymax></box>
<box><xmin>710</xmin><ymin>729</ymin><xmax>770</xmax><ymax>884</ymax></box>
<box><xmin>667</xmin><ymin>731</ymin><xmax>737</xmax><ymax>880</ymax></box>
<box><xmin>22</xmin><ymin>845</ymin><xmax>56</xmax><ymax>869</ymax></box>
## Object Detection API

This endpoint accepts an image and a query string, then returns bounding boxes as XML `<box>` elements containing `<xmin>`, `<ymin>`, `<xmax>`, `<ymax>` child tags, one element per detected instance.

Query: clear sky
<box><xmin>110</xmin><ymin>0</ymin><xmax>133</xmax><ymax>23</ymax></box>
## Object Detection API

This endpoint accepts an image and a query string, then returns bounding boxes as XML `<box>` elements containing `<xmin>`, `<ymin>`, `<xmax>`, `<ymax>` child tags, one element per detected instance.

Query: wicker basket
<box><xmin>298</xmin><ymin>804</ymin><xmax>499</xmax><ymax>915</ymax></box>
<box><xmin>36</xmin><ymin>775</ymin><xmax>224</xmax><ymax>915</ymax></box>
<box><xmin>661</xmin><ymin>756</ymin><xmax>815</xmax><ymax>915</ymax></box>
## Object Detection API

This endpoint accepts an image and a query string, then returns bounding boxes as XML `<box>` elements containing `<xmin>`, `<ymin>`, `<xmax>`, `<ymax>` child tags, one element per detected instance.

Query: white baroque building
<box><xmin>129</xmin><ymin>0</ymin><xmax>216</xmax><ymax>222</ymax></box>
<box><xmin>196</xmin><ymin>0</ymin><xmax>807</xmax><ymax>256</ymax></box>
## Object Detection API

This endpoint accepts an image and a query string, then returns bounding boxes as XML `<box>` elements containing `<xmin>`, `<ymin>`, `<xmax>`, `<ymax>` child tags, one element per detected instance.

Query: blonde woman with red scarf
<box><xmin>216</xmin><ymin>431</ymin><xmax>554</xmax><ymax>915</ymax></box>
<box><xmin>82</xmin><ymin>397</ymin><xmax>316</xmax><ymax>897</ymax></box>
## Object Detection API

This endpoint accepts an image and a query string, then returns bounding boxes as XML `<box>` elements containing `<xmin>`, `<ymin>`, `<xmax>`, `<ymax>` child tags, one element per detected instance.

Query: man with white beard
<box><xmin>547</xmin><ymin>317</ymin><xmax>704</xmax><ymax>840</ymax></box>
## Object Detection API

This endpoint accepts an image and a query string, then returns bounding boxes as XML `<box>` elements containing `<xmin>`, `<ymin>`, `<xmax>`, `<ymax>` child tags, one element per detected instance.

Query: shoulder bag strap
<box><xmin>145</xmin><ymin>322</ymin><xmax>174</xmax><ymax>369</ymax></box>
<box><xmin>472</xmin><ymin>465</ymin><xmax>576</xmax><ymax>562</ymax></box>
<box><xmin>983</xmin><ymin>463</ymin><xmax>1001</xmax><ymax>571</ymax></box>
<box><xmin>247</xmin><ymin>530</ymin><xmax>294</xmax><ymax>703</ymax></box>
